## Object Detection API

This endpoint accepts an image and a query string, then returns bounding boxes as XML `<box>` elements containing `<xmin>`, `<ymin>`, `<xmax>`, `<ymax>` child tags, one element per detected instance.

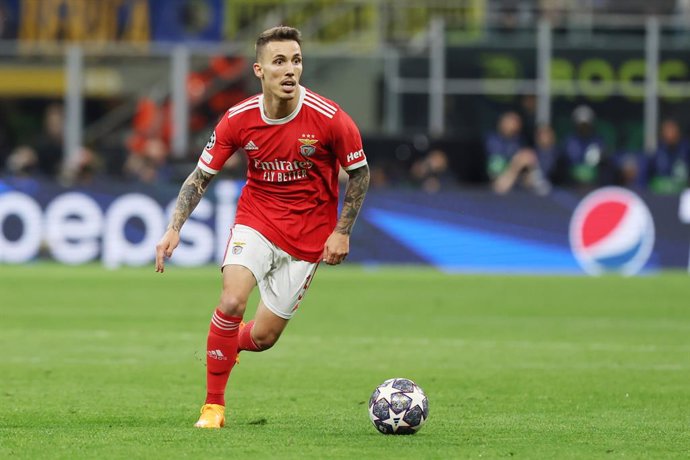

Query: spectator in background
<box><xmin>561</xmin><ymin>105</ymin><xmax>607</xmax><ymax>187</ymax></box>
<box><xmin>62</xmin><ymin>146</ymin><xmax>105</xmax><ymax>186</ymax></box>
<box><xmin>124</xmin><ymin>55</ymin><xmax>249</xmax><ymax>182</ymax></box>
<box><xmin>646</xmin><ymin>118</ymin><xmax>689</xmax><ymax>194</ymax></box>
<box><xmin>5</xmin><ymin>146</ymin><xmax>38</xmax><ymax>177</ymax></box>
<box><xmin>485</xmin><ymin>111</ymin><xmax>550</xmax><ymax>195</ymax></box>
<box><xmin>534</xmin><ymin>124</ymin><xmax>558</xmax><ymax>182</ymax></box>
<box><xmin>188</xmin><ymin>56</ymin><xmax>249</xmax><ymax>146</ymax></box>
<box><xmin>3</xmin><ymin>103</ymin><xmax>67</xmax><ymax>179</ymax></box>
<box><xmin>124</xmin><ymin>94</ymin><xmax>176</xmax><ymax>183</ymax></box>
<box><xmin>126</xmin><ymin>96</ymin><xmax>172</xmax><ymax>160</ymax></box>
<box><xmin>34</xmin><ymin>103</ymin><xmax>65</xmax><ymax>177</ymax></box>
<box><xmin>614</xmin><ymin>150</ymin><xmax>643</xmax><ymax>189</ymax></box>
<box><xmin>410</xmin><ymin>148</ymin><xmax>456</xmax><ymax>193</ymax></box>
<box><xmin>124</xmin><ymin>138</ymin><xmax>174</xmax><ymax>184</ymax></box>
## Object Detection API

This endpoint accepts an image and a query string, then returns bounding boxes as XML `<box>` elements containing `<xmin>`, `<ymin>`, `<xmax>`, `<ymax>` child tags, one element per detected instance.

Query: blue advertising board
<box><xmin>355</xmin><ymin>188</ymin><xmax>690</xmax><ymax>274</ymax></box>
<box><xmin>0</xmin><ymin>178</ymin><xmax>689</xmax><ymax>274</ymax></box>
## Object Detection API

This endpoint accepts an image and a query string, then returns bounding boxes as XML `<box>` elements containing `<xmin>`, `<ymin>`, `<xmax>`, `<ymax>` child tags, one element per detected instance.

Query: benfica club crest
<box><xmin>298</xmin><ymin>134</ymin><xmax>319</xmax><ymax>157</ymax></box>
<box><xmin>231</xmin><ymin>241</ymin><xmax>245</xmax><ymax>255</ymax></box>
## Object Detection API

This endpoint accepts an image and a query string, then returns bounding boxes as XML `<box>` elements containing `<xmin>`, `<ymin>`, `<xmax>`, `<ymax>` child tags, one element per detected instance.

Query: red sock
<box><xmin>205</xmin><ymin>309</ymin><xmax>242</xmax><ymax>406</ymax></box>
<box><xmin>238</xmin><ymin>320</ymin><xmax>262</xmax><ymax>352</ymax></box>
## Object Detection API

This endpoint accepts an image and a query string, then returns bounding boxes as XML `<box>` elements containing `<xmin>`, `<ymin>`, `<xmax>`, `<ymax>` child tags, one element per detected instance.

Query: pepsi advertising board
<box><xmin>569</xmin><ymin>188</ymin><xmax>656</xmax><ymax>276</ymax></box>
<box><xmin>0</xmin><ymin>178</ymin><xmax>689</xmax><ymax>274</ymax></box>
<box><xmin>358</xmin><ymin>187</ymin><xmax>689</xmax><ymax>274</ymax></box>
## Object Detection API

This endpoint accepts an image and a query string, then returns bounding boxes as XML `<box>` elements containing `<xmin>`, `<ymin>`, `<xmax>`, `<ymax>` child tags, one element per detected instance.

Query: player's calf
<box><xmin>238</xmin><ymin>319</ymin><xmax>280</xmax><ymax>351</ymax></box>
<box><xmin>251</xmin><ymin>328</ymin><xmax>281</xmax><ymax>350</ymax></box>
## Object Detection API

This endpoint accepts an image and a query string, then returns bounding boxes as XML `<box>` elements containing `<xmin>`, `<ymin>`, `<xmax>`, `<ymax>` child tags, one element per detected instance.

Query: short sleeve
<box><xmin>331</xmin><ymin>110</ymin><xmax>367</xmax><ymax>171</ymax></box>
<box><xmin>197</xmin><ymin>113</ymin><xmax>238</xmax><ymax>174</ymax></box>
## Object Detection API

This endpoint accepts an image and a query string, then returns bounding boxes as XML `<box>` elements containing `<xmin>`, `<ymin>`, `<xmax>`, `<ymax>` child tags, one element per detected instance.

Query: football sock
<box><xmin>238</xmin><ymin>320</ymin><xmax>262</xmax><ymax>352</ymax></box>
<box><xmin>205</xmin><ymin>308</ymin><xmax>242</xmax><ymax>406</ymax></box>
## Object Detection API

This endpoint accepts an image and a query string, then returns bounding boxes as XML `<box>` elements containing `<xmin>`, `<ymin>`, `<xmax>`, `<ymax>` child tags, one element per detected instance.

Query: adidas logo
<box><xmin>208</xmin><ymin>349</ymin><xmax>228</xmax><ymax>361</ymax></box>
<box><xmin>244</xmin><ymin>140</ymin><xmax>259</xmax><ymax>151</ymax></box>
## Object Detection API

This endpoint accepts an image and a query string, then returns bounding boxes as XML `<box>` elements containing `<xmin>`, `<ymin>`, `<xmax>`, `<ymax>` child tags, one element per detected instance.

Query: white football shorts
<box><xmin>222</xmin><ymin>224</ymin><xmax>319</xmax><ymax>319</ymax></box>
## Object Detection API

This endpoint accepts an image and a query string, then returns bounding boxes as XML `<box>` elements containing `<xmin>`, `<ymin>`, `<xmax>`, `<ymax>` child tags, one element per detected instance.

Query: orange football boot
<box><xmin>194</xmin><ymin>404</ymin><xmax>225</xmax><ymax>428</ymax></box>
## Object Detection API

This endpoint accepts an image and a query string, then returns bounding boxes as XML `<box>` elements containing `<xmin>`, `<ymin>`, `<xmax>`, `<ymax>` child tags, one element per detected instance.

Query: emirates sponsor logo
<box><xmin>253</xmin><ymin>158</ymin><xmax>313</xmax><ymax>171</ymax></box>
<box><xmin>253</xmin><ymin>158</ymin><xmax>313</xmax><ymax>183</ymax></box>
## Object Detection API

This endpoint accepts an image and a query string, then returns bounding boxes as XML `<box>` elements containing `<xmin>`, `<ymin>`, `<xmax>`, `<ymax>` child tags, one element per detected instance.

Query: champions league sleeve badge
<box><xmin>206</xmin><ymin>131</ymin><xmax>216</xmax><ymax>151</ymax></box>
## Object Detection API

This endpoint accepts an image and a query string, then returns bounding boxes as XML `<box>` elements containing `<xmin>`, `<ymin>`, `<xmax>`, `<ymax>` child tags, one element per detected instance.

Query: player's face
<box><xmin>253</xmin><ymin>40</ymin><xmax>303</xmax><ymax>101</ymax></box>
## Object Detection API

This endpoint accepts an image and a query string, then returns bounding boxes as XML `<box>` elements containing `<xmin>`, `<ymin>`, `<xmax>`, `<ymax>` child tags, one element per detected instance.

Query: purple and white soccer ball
<box><xmin>368</xmin><ymin>378</ymin><xmax>429</xmax><ymax>435</ymax></box>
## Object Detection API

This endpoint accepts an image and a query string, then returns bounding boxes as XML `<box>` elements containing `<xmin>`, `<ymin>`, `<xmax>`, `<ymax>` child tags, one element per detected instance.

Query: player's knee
<box><xmin>217</xmin><ymin>292</ymin><xmax>248</xmax><ymax>316</ymax></box>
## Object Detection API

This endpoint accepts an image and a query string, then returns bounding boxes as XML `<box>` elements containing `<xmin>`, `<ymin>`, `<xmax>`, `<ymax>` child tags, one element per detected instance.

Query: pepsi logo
<box><xmin>569</xmin><ymin>187</ymin><xmax>655</xmax><ymax>276</ymax></box>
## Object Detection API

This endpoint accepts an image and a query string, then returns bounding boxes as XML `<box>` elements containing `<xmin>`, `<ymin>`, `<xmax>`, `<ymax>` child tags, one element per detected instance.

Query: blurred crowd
<box><xmin>2</xmin><ymin>98</ymin><xmax>689</xmax><ymax>196</ymax></box>
<box><xmin>1</xmin><ymin>76</ymin><xmax>689</xmax><ymax>196</ymax></box>
<box><xmin>0</xmin><ymin>55</ymin><xmax>251</xmax><ymax>187</ymax></box>
<box><xmin>361</xmin><ymin>101</ymin><xmax>690</xmax><ymax>196</ymax></box>
<box><xmin>481</xmin><ymin>105</ymin><xmax>689</xmax><ymax>195</ymax></box>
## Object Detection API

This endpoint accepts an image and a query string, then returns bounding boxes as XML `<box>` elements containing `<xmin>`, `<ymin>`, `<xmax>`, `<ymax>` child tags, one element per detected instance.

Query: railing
<box><xmin>385</xmin><ymin>17</ymin><xmax>690</xmax><ymax>152</ymax></box>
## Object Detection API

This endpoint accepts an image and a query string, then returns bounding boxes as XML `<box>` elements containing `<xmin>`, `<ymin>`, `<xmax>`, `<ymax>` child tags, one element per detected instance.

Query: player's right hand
<box><xmin>155</xmin><ymin>228</ymin><xmax>180</xmax><ymax>273</ymax></box>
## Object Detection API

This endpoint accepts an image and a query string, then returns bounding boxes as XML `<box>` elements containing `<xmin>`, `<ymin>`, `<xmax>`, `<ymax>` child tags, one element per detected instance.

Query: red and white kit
<box><xmin>198</xmin><ymin>85</ymin><xmax>368</xmax><ymax>263</ymax></box>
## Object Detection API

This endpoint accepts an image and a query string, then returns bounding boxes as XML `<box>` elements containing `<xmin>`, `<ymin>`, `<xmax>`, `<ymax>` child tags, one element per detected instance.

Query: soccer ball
<box><xmin>368</xmin><ymin>378</ymin><xmax>429</xmax><ymax>435</ymax></box>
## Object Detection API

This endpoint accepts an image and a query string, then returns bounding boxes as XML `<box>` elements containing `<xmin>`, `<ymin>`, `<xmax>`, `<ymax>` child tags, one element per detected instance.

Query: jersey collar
<box><xmin>259</xmin><ymin>86</ymin><xmax>305</xmax><ymax>125</ymax></box>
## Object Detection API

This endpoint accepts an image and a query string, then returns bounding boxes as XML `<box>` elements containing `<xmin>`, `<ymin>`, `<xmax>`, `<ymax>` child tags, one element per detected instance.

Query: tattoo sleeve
<box><xmin>335</xmin><ymin>165</ymin><xmax>370</xmax><ymax>235</ymax></box>
<box><xmin>168</xmin><ymin>167</ymin><xmax>214</xmax><ymax>232</ymax></box>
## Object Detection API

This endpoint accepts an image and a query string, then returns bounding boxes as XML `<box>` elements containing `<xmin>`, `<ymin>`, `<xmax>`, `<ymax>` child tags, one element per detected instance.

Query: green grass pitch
<box><xmin>1</xmin><ymin>264</ymin><xmax>689</xmax><ymax>459</ymax></box>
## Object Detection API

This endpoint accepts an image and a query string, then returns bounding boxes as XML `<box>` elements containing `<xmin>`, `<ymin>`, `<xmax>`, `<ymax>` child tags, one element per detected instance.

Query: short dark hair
<box><xmin>255</xmin><ymin>26</ymin><xmax>302</xmax><ymax>61</ymax></box>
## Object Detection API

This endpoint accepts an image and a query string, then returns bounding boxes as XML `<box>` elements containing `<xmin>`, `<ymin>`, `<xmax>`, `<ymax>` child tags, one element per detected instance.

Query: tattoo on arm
<box><xmin>335</xmin><ymin>165</ymin><xmax>370</xmax><ymax>235</ymax></box>
<box><xmin>169</xmin><ymin>168</ymin><xmax>214</xmax><ymax>232</ymax></box>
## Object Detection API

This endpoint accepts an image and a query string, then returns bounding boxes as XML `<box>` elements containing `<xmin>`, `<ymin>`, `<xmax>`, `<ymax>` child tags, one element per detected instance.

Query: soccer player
<box><xmin>154</xmin><ymin>26</ymin><xmax>370</xmax><ymax>428</ymax></box>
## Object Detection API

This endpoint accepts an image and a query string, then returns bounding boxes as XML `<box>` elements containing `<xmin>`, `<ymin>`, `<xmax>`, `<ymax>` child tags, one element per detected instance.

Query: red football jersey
<box><xmin>197</xmin><ymin>86</ymin><xmax>368</xmax><ymax>263</ymax></box>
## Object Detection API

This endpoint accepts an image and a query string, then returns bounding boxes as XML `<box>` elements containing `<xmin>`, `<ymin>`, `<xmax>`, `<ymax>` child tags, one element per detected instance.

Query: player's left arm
<box><xmin>323</xmin><ymin>164</ymin><xmax>370</xmax><ymax>265</ymax></box>
<box><xmin>335</xmin><ymin>165</ymin><xmax>370</xmax><ymax>235</ymax></box>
